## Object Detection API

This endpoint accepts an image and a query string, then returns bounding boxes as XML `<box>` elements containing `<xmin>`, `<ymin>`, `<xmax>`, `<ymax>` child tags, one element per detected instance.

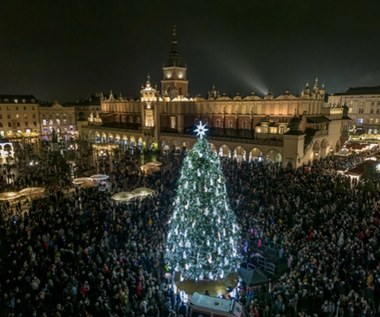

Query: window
<box><xmin>33</xmin><ymin>121</ymin><xmax>37</xmax><ymax>126</ymax></box>
<box><xmin>377</xmin><ymin>101</ymin><xmax>380</xmax><ymax>106</ymax></box>
<box><xmin>229</xmin><ymin>119</ymin><xmax>233</xmax><ymax>128</ymax></box>
<box><xmin>358</xmin><ymin>118</ymin><xmax>363</xmax><ymax>124</ymax></box>
<box><xmin>8</xmin><ymin>122</ymin><xmax>11</xmax><ymax>127</ymax></box>
<box><xmin>0</xmin><ymin>114</ymin><xmax>2</xmax><ymax>119</ymax></box>
<box><xmin>170</xmin><ymin>116</ymin><xmax>176</xmax><ymax>129</ymax></box>
<box><xmin>377</xmin><ymin>109</ymin><xmax>380</xmax><ymax>114</ymax></box>
<box><xmin>216</xmin><ymin>119</ymin><xmax>220</xmax><ymax>127</ymax></box>
<box><xmin>370</xmin><ymin>109</ymin><xmax>374</xmax><ymax>114</ymax></box>
<box><xmin>15</xmin><ymin>106</ymin><xmax>19</xmax><ymax>110</ymax></box>
<box><xmin>242</xmin><ymin>120</ymin><xmax>247</xmax><ymax>129</ymax></box>
<box><xmin>279</xmin><ymin>125</ymin><xmax>285</xmax><ymax>134</ymax></box>
<box><xmin>358</xmin><ymin>108</ymin><xmax>364</xmax><ymax>114</ymax></box>
<box><xmin>15</xmin><ymin>114</ymin><xmax>19</xmax><ymax>119</ymax></box>
<box><xmin>24</xmin><ymin>122</ymin><xmax>28</xmax><ymax>127</ymax></box>
<box><xmin>42</xmin><ymin>119</ymin><xmax>47</xmax><ymax>126</ymax></box>
<box><xmin>7</xmin><ymin>114</ymin><xmax>10</xmax><ymax>119</ymax></box>
<box><xmin>23</xmin><ymin>106</ymin><xmax>26</xmax><ymax>110</ymax></box>
<box><xmin>32</xmin><ymin>114</ymin><xmax>36</xmax><ymax>118</ymax></box>
<box><xmin>17</xmin><ymin>122</ymin><xmax>20</xmax><ymax>127</ymax></box>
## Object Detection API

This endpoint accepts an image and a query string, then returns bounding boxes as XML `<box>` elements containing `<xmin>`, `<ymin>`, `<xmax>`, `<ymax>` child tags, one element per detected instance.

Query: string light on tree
<box><xmin>165</xmin><ymin>121</ymin><xmax>241</xmax><ymax>282</ymax></box>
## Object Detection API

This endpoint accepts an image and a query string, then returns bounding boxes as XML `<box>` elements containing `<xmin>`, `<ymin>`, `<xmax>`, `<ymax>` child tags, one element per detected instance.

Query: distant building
<box><xmin>68</xmin><ymin>94</ymin><xmax>101</xmax><ymax>122</ymax></box>
<box><xmin>328</xmin><ymin>85</ymin><xmax>380</xmax><ymax>135</ymax></box>
<box><xmin>0</xmin><ymin>94</ymin><xmax>40</xmax><ymax>147</ymax></box>
<box><xmin>79</xmin><ymin>27</ymin><xmax>349</xmax><ymax>168</ymax></box>
<box><xmin>39</xmin><ymin>101</ymin><xmax>77</xmax><ymax>142</ymax></box>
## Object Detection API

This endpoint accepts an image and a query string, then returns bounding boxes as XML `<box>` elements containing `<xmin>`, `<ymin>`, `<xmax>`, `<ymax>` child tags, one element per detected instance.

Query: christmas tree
<box><xmin>166</xmin><ymin>122</ymin><xmax>241</xmax><ymax>281</ymax></box>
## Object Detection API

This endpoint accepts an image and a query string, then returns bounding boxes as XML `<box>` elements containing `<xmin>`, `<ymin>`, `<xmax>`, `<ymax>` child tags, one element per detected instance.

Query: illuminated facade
<box><xmin>0</xmin><ymin>95</ymin><xmax>40</xmax><ymax>145</ymax></box>
<box><xmin>328</xmin><ymin>86</ymin><xmax>380</xmax><ymax>135</ymax></box>
<box><xmin>39</xmin><ymin>101</ymin><xmax>77</xmax><ymax>141</ymax></box>
<box><xmin>79</xmin><ymin>28</ymin><xmax>349</xmax><ymax>168</ymax></box>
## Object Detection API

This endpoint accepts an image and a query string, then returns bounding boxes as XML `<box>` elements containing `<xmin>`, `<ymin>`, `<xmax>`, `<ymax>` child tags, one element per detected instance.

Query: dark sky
<box><xmin>0</xmin><ymin>0</ymin><xmax>379</xmax><ymax>102</ymax></box>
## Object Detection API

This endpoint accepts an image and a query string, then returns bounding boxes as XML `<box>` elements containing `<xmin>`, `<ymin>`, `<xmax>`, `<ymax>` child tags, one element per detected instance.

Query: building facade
<box><xmin>328</xmin><ymin>86</ymin><xmax>380</xmax><ymax>135</ymax></box>
<box><xmin>79</xmin><ymin>28</ymin><xmax>349</xmax><ymax>169</ymax></box>
<box><xmin>0</xmin><ymin>94</ymin><xmax>41</xmax><ymax>144</ymax></box>
<box><xmin>39</xmin><ymin>101</ymin><xmax>77</xmax><ymax>143</ymax></box>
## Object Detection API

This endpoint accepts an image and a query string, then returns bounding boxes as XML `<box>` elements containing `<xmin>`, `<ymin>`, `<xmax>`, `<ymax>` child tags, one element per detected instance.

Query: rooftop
<box><xmin>0</xmin><ymin>95</ymin><xmax>38</xmax><ymax>104</ymax></box>
<box><xmin>334</xmin><ymin>85</ymin><xmax>380</xmax><ymax>96</ymax></box>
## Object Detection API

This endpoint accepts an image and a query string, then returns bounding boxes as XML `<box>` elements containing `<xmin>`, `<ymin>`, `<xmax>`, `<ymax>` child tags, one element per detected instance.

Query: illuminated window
<box><xmin>170</xmin><ymin>116</ymin><xmax>176</xmax><ymax>129</ymax></box>
<box><xmin>229</xmin><ymin>120</ymin><xmax>233</xmax><ymax>128</ymax></box>
<box><xmin>15</xmin><ymin>114</ymin><xmax>19</xmax><ymax>119</ymax></box>
<box><xmin>358</xmin><ymin>118</ymin><xmax>363</xmax><ymax>124</ymax></box>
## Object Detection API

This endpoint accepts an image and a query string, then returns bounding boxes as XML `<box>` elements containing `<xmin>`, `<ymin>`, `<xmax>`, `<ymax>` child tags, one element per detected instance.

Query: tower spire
<box><xmin>166</xmin><ymin>25</ymin><xmax>183</xmax><ymax>67</ymax></box>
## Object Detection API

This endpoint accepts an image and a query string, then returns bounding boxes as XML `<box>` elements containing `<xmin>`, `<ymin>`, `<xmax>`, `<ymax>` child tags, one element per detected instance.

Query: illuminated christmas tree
<box><xmin>166</xmin><ymin>122</ymin><xmax>241</xmax><ymax>281</ymax></box>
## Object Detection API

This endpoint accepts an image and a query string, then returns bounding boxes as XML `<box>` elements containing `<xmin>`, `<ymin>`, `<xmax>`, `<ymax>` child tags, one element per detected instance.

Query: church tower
<box><xmin>161</xmin><ymin>26</ymin><xmax>189</xmax><ymax>99</ymax></box>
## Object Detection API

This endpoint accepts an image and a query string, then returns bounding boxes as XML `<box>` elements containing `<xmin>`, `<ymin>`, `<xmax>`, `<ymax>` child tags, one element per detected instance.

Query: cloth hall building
<box><xmin>79</xmin><ymin>28</ymin><xmax>350</xmax><ymax>169</ymax></box>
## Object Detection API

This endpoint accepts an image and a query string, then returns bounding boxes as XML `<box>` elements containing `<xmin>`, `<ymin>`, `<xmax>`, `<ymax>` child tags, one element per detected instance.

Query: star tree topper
<box><xmin>194</xmin><ymin>121</ymin><xmax>208</xmax><ymax>139</ymax></box>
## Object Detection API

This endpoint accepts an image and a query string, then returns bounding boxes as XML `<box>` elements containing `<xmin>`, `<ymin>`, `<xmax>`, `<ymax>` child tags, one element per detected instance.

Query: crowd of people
<box><xmin>224</xmin><ymin>153</ymin><xmax>380</xmax><ymax>316</ymax></box>
<box><xmin>0</xmin><ymin>144</ymin><xmax>379</xmax><ymax>316</ymax></box>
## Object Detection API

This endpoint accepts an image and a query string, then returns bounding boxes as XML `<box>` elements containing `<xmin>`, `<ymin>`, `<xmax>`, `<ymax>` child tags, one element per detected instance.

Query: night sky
<box><xmin>0</xmin><ymin>0</ymin><xmax>379</xmax><ymax>102</ymax></box>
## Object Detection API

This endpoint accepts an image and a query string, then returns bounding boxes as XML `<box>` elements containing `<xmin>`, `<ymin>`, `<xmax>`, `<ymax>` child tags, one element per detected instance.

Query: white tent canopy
<box><xmin>111</xmin><ymin>187</ymin><xmax>155</xmax><ymax>203</ymax></box>
<box><xmin>90</xmin><ymin>174</ymin><xmax>109</xmax><ymax>181</ymax></box>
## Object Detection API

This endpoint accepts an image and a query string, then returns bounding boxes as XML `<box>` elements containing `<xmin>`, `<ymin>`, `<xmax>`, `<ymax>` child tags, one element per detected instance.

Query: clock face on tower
<box><xmin>165</xmin><ymin>71</ymin><xmax>172</xmax><ymax>79</ymax></box>
<box><xmin>177</xmin><ymin>70</ymin><xmax>184</xmax><ymax>79</ymax></box>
